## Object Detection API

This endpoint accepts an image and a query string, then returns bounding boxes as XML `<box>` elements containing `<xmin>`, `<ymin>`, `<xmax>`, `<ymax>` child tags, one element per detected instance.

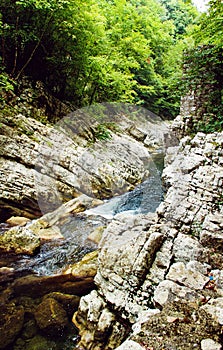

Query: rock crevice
<box><xmin>73</xmin><ymin>130</ymin><xmax>223</xmax><ymax>350</ymax></box>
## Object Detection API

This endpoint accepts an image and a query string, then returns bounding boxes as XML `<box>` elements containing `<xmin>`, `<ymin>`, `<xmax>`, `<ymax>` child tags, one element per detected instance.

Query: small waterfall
<box><xmin>0</xmin><ymin>152</ymin><xmax>164</xmax><ymax>276</ymax></box>
<box><xmin>86</xmin><ymin>151</ymin><xmax>164</xmax><ymax>218</ymax></box>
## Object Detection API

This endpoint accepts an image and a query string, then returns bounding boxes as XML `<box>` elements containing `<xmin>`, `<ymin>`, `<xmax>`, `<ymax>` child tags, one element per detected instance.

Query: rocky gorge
<box><xmin>0</xmin><ymin>101</ymin><xmax>223</xmax><ymax>349</ymax></box>
<box><xmin>0</xmin><ymin>103</ymin><xmax>168</xmax><ymax>349</ymax></box>
<box><xmin>73</xmin><ymin>119</ymin><xmax>223</xmax><ymax>350</ymax></box>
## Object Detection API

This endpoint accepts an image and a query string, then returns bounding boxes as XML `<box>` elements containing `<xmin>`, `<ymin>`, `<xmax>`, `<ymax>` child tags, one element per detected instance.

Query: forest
<box><xmin>0</xmin><ymin>0</ymin><xmax>222</xmax><ymax>122</ymax></box>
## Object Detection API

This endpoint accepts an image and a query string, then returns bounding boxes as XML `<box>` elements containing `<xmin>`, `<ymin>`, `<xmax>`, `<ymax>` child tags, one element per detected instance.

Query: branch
<box><xmin>15</xmin><ymin>14</ymin><xmax>53</xmax><ymax>81</ymax></box>
<box><xmin>11</xmin><ymin>16</ymin><xmax>19</xmax><ymax>77</ymax></box>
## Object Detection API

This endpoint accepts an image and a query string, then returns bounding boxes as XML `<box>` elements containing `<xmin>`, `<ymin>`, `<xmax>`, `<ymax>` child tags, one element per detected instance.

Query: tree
<box><xmin>0</xmin><ymin>0</ymin><xmax>200</xmax><ymax>118</ymax></box>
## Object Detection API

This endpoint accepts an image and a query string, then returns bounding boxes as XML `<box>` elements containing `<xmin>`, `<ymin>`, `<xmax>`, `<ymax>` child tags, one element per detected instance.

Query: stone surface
<box><xmin>0</xmin><ymin>303</ymin><xmax>25</xmax><ymax>349</ymax></box>
<box><xmin>74</xmin><ymin>131</ymin><xmax>223</xmax><ymax>350</ymax></box>
<box><xmin>6</xmin><ymin>216</ymin><xmax>31</xmax><ymax>226</ymax></box>
<box><xmin>0</xmin><ymin>226</ymin><xmax>40</xmax><ymax>255</ymax></box>
<box><xmin>166</xmin><ymin>262</ymin><xmax>209</xmax><ymax>290</ymax></box>
<box><xmin>153</xmin><ymin>279</ymin><xmax>202</xmax><ymax>307</ymax></box>
<box><xmin>87</xmin><ymin>226</ymin><xmax>105</xmax><ymax>244</ymax></box>
<box><xmin>115</xmin><ymin>340</ymin><xmax>144</xmax><ymax>350</ymax></box>
<box><xmin>201</xmin><ymin>298</ymin><xmax>223</xmax><ymax>325</ymax></box>
<box><xmin>0</xmin><ymin>194</ymin><xmax>102</xmax><ymax>254</ymax></box>
<box><xmin>0</xmin><ymin>112</ymin><xmax>168</xmax><ymax>219</ymax></box>
<box><xmin>34</xmin><ymin>297</ymin><xmax>68</xmax><ymax>336</ymax></box>
<box><xmin>64</xmin><ymin>250</ymin><xmax>98</xmax><ymax>278</ymax></box>
<box><xmin>12</xmin><ymin>273</ymin><xmax>95</xmax><ymax>298</ymax></box>
<box><xmin>201</xmin><ymin>338</ymin><xmax>222</xmax><ymax>350</ymax></box>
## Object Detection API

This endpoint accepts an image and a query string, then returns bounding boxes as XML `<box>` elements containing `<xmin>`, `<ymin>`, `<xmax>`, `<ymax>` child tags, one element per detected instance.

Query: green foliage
<box><xmin>193</xmin><ymin>0</ymin><xmax>223</xmax><ymax>48</ymax></box>
<box><xmin>0</xmin><ymin>0</ymin><xmax>200</xmax><ymax>118</ymax></box>
<box><xmin>94</xmin><ymin>123</ymin><xmax>112</xmax><ymax>141</ymax></box>
<box><xmin>161</xmin><ymin>0</ymin><xmax>199</xmax><ymax>38</ymax></box>
<box><xmin>180</xmin><ymin>0</ymin><xmax>223</xmax><ymax>133</ymax></box>
<box><xmin>0</xmin><ymin>73</ymin><xmax>15</xmax><ymax>103</ymax></box>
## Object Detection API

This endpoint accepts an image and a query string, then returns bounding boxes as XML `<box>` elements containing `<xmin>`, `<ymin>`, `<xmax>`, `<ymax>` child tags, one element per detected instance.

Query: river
<box><xmin>0</xmin><ymin>152</ymin><xmax>164</xmax><ymax>350</ymax></box>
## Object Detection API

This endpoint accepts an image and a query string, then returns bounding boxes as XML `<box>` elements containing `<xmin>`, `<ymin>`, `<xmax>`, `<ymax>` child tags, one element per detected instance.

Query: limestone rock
<box><xmin>153</xmin><ymin>279</ymin><xmax>202</xmax><ymax>307</ymax></box>
<box><xmin>200</xmin><ymin>213</ymin><xmax>223</xmax><ymax>253</ymax></box>
<box><xmin>87</xmin><ymin>226</ymin><xmax>105</xmax><ymax>244</ymax></box>
<box><xmin>1</xmin><ymin>194</ymin><xmax>103</xmax><ymax>252</ymax></box>
<box><xmin>0</xmin><ymin>226</ymin><xmax>40</xmax><ymax>255</ymax></box>
<box><xmin>172</xmin><ymin>233</ymin><xmax>202</xmax><ymax>263</ymax></box>
<box><xmin>166</xmin><ymin>262</ymin><xmax>209</xmax><ymax>290</ymax></box>
<box><xmin>201</xmin><ymin>339</ymin><xmax>222</xmax><ymax>350</ymax></box>
<box><xmin>115</xmin><ymin>340</ymin><xmax>144</xmax><ymax>350</ymax></box>
<box><xmin>6</xmin><ymin>216</ymin><xmax>31</xmax><ymax>226</ymax></box>
<box><xmin>201</xmin><ymin>298</ymin><xmax>223</xmax><ymax>325</ymax></box>
<box><xmin>64</xmin><ymin>250</ymin><xmax>98</xmax><ymax>278</ymax></box>
<box><xmin>0</xmin><ymin>112</ymin><xmax>167</xmax><ymax>219</ymax></box>
<box><xmin>73</xmin><ymin>131</ymin><xmax>223</xmax><ymax>350</ymax></box>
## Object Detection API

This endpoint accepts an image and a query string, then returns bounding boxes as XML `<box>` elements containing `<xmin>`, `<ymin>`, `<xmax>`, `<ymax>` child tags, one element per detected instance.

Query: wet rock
<box><xmin>14</xmin><ymin>334</ymin><xmax>57</xmax><ymax>350</ymax></box>
<box><xmin>0</xmin><ymin>266</ymin><xmax>15</xmax><ymax>283</ymax></box>
<box><xmin>12</xmin><ymin>273</ymin><xmax>95</xmax><ymax>298</ymax></box>
<box><xmin>0</xmin><ymin>194</ymin><xmax>103</xmax><ymax>252</ymax></box>
<box><xmin>87</xmin><ymin>226</ymin><xmax>105</xmax><ymax>244</ymax></box>
<box><xmin>0</xmin><ymin>112</ymin><xmax>167</xmax><ymax>218</ymax></box>
<box><xmin>34</xmin><ymin>297</ymin><xmax>68</xmax><ymax>336</ymax></box>
<box><xmin>64</xmin><ymin>250</ymin><xmax>98</xmax><ymax>278</ymax></box>
<box><xmin>43</xmin><ymin>292</ymin><xmax>80</xmax><ymax>318</ymax></box>
<box><xmin>6</xmin><ymin>216</ymin><xmax>31</xmax><ymax>227</ymax></box>
<box><xmin>0</xmin><ymin>226</ymin><xmax>40</xmax><ymax>255</ymax></box>
<box><xmin>0</xmin><ymin>303</ymin><xmax>25</xmax><ymax>349</ymax></box>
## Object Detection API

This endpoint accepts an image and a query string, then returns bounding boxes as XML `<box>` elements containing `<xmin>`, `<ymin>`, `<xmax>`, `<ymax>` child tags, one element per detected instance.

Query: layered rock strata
<box><xmin>0</xmin><ymin>110</ymin><xmax>168</xmax><ymax>220</ymax></box>
<box><xmin>73</xmin><ymin>131</ymin><xmax>223</xmax><ymax>350</ymax></box>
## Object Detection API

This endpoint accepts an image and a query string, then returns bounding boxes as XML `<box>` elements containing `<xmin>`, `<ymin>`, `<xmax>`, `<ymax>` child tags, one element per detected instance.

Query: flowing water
<box><xmin>0</xmin><ymin>152</ymin><xmax>163</xmax><ymax>276</ymax></box>
<box><xmin>0</xmin><ymin>152</ymin><xmax>164</xmax><ymax>350</ymax></box>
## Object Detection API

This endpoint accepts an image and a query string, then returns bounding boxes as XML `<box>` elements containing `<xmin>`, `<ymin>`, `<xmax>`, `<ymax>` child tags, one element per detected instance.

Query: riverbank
<box><xmin>0</xmin><ymin>104</ymin><xmax>170</xmax><ymax>349</ymax></box>
<box><xmin>74</xmin><ymin>122</ymin><xmax>223</xmax><ymax>350</ymax></box>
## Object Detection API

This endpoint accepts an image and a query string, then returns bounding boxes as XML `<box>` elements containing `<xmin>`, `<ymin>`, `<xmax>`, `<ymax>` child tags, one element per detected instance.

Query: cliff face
<box><xmin>0</xmin><ymin>108</ymin><xmax>168</xmax><ymax>221</ymax></box>
<box><xmin>73</xmin><ymin>127</ymin><xmax>223</xmax><ymax>350</ymax></box>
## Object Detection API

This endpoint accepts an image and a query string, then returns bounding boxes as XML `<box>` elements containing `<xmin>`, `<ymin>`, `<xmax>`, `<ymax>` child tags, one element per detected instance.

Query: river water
<box><xmin>0</xmin><ymin>152</ymin><xmax>163</xmax><ymax>276</ymax></box>
<box><xmin>0</xmin><ymin>152</ymin><xmax>164</xmax><ymax>350</ymax></box>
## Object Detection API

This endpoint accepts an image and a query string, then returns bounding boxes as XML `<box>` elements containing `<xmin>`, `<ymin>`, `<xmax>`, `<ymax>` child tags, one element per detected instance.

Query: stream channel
<box><xmin>0</xmin><ymin>152</ymin><xmax>164</xmax><ymax>350</ymax></box>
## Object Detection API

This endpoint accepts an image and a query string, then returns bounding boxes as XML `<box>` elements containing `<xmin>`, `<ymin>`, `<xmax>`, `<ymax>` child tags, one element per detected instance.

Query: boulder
<box><xmin>12</xmin><ymin>273</ymin><xmax>95</xmax><ymax>298</ymax></box>
<box><xmin>6</xmin><ymin>216</ymin><xmax>31</xmax><ymax>227</ymax></box>
<box><xmin>0</xmin><ymin>303</ymin><xmax>25</xmax><ymax>349</ymax></box>
<box><xmin>34</xmin><ymin>297</ymin><xmax>68</xmax><ymax>336</ymax></box>
<box><xmin>201</xmin><ymin>298</ymin><xmax>223</xmax><ymax>325</ymax></box>
<box><xmin>201</xmin><ymin>339</ymin><xmax>222</xmax><ymax>350</ymax></box>
<box><xmin>64</xmin><ymin>250</ymin><xmax>98</xmax><ymax>278</ymax></box>
<box><xmin>0</xmin><ymin>226</ymin><xmax>40</xmax><ymax>255</ymax></box>
<box><xmin>166</xmin><ymin>262</ymin><xmax>209</xmax><ymax>290</ymax></box>
<box><xmin>43</xmin><ymin>292</ymin><xmax>80</xmax><ymax>318</ymax></box>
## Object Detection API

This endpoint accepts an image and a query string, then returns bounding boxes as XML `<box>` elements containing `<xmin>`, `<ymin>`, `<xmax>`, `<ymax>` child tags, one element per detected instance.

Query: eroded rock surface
<box><xmin>0</xmin><ymin>110</ymin><xmax>168</xmax><ymax>220</ymax></box>
<box><xmin>73</xmin><ymin>131</ymin><xmax>223</xmax><ymax>349</ymax></box>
